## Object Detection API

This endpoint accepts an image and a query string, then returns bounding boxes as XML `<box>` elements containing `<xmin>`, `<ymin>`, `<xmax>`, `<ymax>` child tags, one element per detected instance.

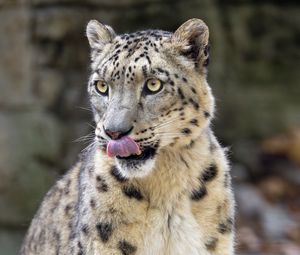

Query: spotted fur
<box><xmin>20</xmin><ymin>19</ymin><xmax>235</xmax><ymax>255</ymax></box>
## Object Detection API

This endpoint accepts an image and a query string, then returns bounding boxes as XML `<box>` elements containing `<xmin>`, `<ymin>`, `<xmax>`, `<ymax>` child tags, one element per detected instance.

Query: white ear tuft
<box><xmin>172</xmin><ymin>18</ymin><xmax>210</xmax><ymax>69</ymax></box>
<box><xmin>86</xmin><ymin>20</ymin><xmax>116</xmax><ymax>49</ymax></box>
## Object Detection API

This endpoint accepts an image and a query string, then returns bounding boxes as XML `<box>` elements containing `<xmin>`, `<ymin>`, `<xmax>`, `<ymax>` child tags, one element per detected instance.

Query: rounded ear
<box><xmin>86</xmin><ymin>20</ymin><xmax>116</xmax><ymax>50</ymax></box>
<box><xmin>171</xmin><ymin>18</ymin><xmax>210</xmax><ymax>69</ymax></box>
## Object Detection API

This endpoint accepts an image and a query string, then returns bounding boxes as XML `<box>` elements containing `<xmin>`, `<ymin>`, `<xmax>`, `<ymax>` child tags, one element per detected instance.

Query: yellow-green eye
<box><xmin>95</xmin><ymin>80</ymin><xmax>108</xmax><ymax>96</ymax></box>
<box><xmin>145</xmin><ymin>78</ymin><xmax>163</xmax><ymax>94</ymax></box>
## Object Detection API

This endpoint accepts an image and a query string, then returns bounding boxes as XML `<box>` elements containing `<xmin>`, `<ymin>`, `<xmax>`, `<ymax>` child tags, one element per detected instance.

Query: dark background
<box><xmin>0</xmin><ymin>0</ymin><xmax>299</xmax><ymax>254</ymax></box>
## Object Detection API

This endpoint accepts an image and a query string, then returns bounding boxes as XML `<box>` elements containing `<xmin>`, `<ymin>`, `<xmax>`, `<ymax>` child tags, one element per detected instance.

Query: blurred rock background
<box><xmin>0</xmin><ymin>0</ymin><xmax>299</xmax><ymax>254</ymax></box>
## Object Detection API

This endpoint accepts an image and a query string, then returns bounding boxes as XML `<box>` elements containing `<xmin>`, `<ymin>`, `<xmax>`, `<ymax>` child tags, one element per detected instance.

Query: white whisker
<box><xmin>152</xmin><ymin>116</ymin><xmax>184</xmax><ymax>130</ymax></box>
<box><xmin>76</xmin><ymin>106</ymin><xmax>93</xmax><ymax>113</ymax></box>
<box><xmin>156</xmin><ymin>132</ymin><xmax>184</xmax><ymax>136</ymax></box>
<box><xmin>73</xmin><ymin>133</ymin><xmax>95</xmax><ymax>143</ymax></box>
<box><xmin>81</xmin><ymin>141</ymin><xmax>97</xmax><ymax>154</ymax></box>
<box><xmin>86</xmin><ymin>122</ymin><xmax>96</xmax><ymax>129</ymax></box>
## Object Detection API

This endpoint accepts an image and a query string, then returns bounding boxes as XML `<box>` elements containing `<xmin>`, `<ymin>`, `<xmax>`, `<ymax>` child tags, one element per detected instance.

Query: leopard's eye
<box><xmin>144</xmin><ymin>78</ymin><xmax>163</xmax><ymax>94</ymax></box>
<box><xmin>94</xmin><ymin>80</ymin><xmax>108</xmax><ymax>96</ymax></box>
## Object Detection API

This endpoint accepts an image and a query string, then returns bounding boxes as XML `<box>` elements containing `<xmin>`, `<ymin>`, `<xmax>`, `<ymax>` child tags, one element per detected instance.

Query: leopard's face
<box><xmin>87</xmin><ymin>19</ymin><xmax>214</xmax><ymax>178</ymax></box>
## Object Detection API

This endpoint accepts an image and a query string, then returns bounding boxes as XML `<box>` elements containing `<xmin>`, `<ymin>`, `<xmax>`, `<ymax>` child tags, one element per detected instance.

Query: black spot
<box><xmin>142</xmin><ymin>65</ymin><xmax>147</xmax><ymax>77</ymax></box>
<box><xmin>166</xmin><ymin>110</ymin><xmax>171</xmax><ymax>116</ymax></box>
<box><xmin>182</xmin><ymin>77</ymin><xmax>188</xmax><ymax>83</ymax></box>
<box><xmin>189</xmin><ymin>98</ymin><xmax>199</xmax><ymax>110</ymax></box>
<box><xmin>182</xmin><ymin>101</ymin><xmax>188</xmax><ymax>106</ymax></box>
<box><xmin>82</xmin><ymin>224</ymin><xmax>89</xmax><ymax>235</ymax></box>
<box><xmin>90</xmin><ymin>199</ymin><xmax>96</xmax><ymax>208</ymax></box>
<box><xmin>190</xmin><ymin>119</ymin><xmax>198</xmax><ymax>126</ymax></box>
<box><xmin>65</xmin><ymin>204</ymin><xmax>72</xmax><ymax>215</ymax></box>
<box><xmin>157</xmin><ymin>67</ymin><xmax>164</xmax><ymax>73</ymax></box>
<box><xmin>191</xmin><ymin>87</ymin><xmax>197</xmax><ymax>94</ymax></box>
<box><xmin>123</xmin><ymin>186</ymin><xmax>143</xmax><ymax>201</ymax></box>
<box><xmin>202</xmin><ymin>164</ymin><xmax>218</xmax><ymax>182</ymax></box>
<box><xmin>181</xmin><ymin>128</ymin><xmax>191</xmax><ymax>135</ymax></box>
<box><xmin>102</xmin><ymin>66</ymin><xmax>107</xmax><ymax>77</ymax></box>
<box><xmin>77</xmin><ymin>241</ymin><xmax>83</xmax><ymax>255</ymax></box>
<box><xmin>204</xmin><ymin>111</ymin><xmax>210</xmax><ymax>118</ymax></box>
<box><xmin>69</xmin><ymin>231</ymin><xmax>76</xmax><ymax>240</ymax></box>
<box><xmin>96</xmin><ymin>175</ymin><xmax>108</xmax><ymax>192</ymax></box>
<box><xmin>118</xmin><ymin>240</ymin><xmax>137</xmax><ymax>255</ymax></box>
<box><xmin>186</xmin><ymin>140</ymin><xmax>195</xmax><ymax>149</ymax></box>
<box><xmin>218</xmin><ymin>218</ymin><xmax>234</xmax><ymax>234</ymax></box>
<box><xmin>167</xmin><ymin>214</ymin><xmax>172</xmax><ymax>229</ymax></box>
<box><xmin>203</xmin><ymin>48</ymin><xmax>209</xmax><ymax>67</ymax></box>
<box><xmin>141</xmin><ymin>128</ymin><xmax>148</xmax><ymax>133</ymax></box>
<box><xmin>190</xmin><ymin>186</ymin><xmax>207</xmax><ymax>200</ymax></box>
<box><xmin>177</xmin><ymin>88</ymin><xmax>185</xmax><ymax>100</ymax></box>
<box><xmin>180</xmin><ymin>155</ymin><xmax>189</xmax><ymax>168</ymax></box>
<box><xmin>96</xmin><ymin>222</ymin><xmax>113</xmax><ymax>242</ymax></box>
<box><xmin>111</xmin><ymin>166</ymin><xmax>128</xmax><ymax>183</ymax></box>
<box><xmin>205</xmin><ymin>237</ymin><xmax>218</xmax><ymax>251</ymax></box>
<box><xmin>145</xmin><ymin>55</ymin><xmax>152</xmax><ymax>65</ymax></box>
<box><xmin>138</xmin><ymin>102</ymin><xmax>144</xmax><ymax>110</ymax></box>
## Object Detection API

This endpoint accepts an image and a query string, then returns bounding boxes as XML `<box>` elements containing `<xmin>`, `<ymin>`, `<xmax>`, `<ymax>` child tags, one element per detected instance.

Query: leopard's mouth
<box><xmin>114</xmin><ymin>145</ymin><xmax>158</xmax><ymax>178</ymax></box>
<box><xmin>116</xmin><ymin>147</ymin><xmax>156</xmax><ymax>161</ymax></box>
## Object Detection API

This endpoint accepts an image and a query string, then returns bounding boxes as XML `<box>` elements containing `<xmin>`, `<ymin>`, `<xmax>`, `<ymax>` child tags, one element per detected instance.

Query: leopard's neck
<box><xmin>134</xmin><ymin>130</ymin><xmax>213</xmax><ymax>208</ymax></box>
<box><xmin>89</xmin><ymin>129</ymin><xmax>214</xmax><ymax>212</ymax></box>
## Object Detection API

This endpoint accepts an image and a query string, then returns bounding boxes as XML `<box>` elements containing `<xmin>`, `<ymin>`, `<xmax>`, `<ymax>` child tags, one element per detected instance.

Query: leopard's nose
<box><xmin>104</xmin><ymin>126</ymin><xmax>133</xmax><ymax>140</ymax></box>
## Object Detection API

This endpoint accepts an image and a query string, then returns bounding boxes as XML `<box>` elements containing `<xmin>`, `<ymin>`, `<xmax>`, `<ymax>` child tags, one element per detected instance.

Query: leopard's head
<box><xmin>86</xmin><ymin>19</ymin><xmax>214</xmax><ymax>178</ymax></box>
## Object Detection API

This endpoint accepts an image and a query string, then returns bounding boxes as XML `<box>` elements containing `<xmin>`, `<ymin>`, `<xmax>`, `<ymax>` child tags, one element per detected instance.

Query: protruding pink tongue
<box><xmin>107</xmin><ymin>136</ymin><xmax>141</xmax><ymax>158</ymax></box>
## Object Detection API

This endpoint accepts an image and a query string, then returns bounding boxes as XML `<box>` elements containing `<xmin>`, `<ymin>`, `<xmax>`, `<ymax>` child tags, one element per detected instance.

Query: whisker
<box><xmin>86</xmin><ymin>122</ymin><xmax>96</xmax><ymax>129</ymax></box>
<box><xmin>152</xmin><ymin>115</ymin><xmax>182</xmax><ymax>127</ymax></box>
<box><xmin>76</xmin><ymin>106</ymin><xmax>93</xmax><ymax>113</ymax></box>
<box><xmin>152</xmin><ymin>116</ymin><xmax>184</xmax><ymax>130</ymax></box>
<box><xmin>81</xmin><ymin>141</ymin><xmax>97</xmax><ymax>154</ymax></box>
<box><xmin>155</xmin><ymin>135</ymin><xmax>184</xmax><ymax>140</ymax></box>
<box><xmin>73</xmin><ymin>133</ymin><xmax>95</xmax><ymax>143</ymax></box>
<box><xmin>156</xmin><ymin>132</ymin><xmax>185</xmax><ymax>136</ymax></box>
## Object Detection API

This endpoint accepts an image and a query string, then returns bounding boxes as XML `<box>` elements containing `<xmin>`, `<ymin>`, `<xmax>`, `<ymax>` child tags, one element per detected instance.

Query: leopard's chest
<box><xmin>85</xmin><ymin>205</ymin><xmax>209</xmax><ymax>255</ymax></box>
<box><xmin>140</xmin><ymin>208</ymin><xmax>209</xmax><ymax>255</ymax></box>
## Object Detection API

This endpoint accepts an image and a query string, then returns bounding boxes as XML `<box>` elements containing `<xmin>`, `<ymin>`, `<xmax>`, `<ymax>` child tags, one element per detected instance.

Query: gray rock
<box><xmin>0</xmin><ymin>229</ymin><xmax>25</xmax><ymax>255</ymax></box>
<box><xmin>235</xmin><ymin>184</ymin><xmax>268</xmax><ymax>218</ymax></box>
<box><xmin>0</xmin><ymin>8</ymin><xmax>34</xmax><ymax>108</ymax></box>
<box><xmin>31</xmin><ymin>0</ymin><xmax>143</xmax><ymax>6</ymax></box>
<box><xmin>34</xmin><ymin>69</ymin><xmax>64</xmax><ymax>107</ymax></box>
<box><xmin>34</xmin><ymin>8</ymin><xmax>89</xmax><ymax>40</ymax></box>
<box><xmin>231</xmin><ymin>163</ymin><xmax>251</xmax><ymax>182</ymax></box>
<box><xmin>235</xmin><ymin>184</ymin><xmax>296</xmax><ymax>240</ymax></box>
<box><xmin>0</xmin><ymin>111</ymin><xmax>62</xmax><ymax>224</ymax></box>
<box><xmin>262</xmin><ymin>206</ymin><xmax>295</xmax><ymax>240</ymax></box>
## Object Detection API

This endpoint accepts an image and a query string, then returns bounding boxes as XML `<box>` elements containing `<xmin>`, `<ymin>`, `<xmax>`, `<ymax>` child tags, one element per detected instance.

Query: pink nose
<box><xmin>105</xmin><ymin>130</ymin><xmax>122</xmax><ymax>140</ymax></box>
<box><xmin>104</xmin><ymin>126</ymin><xmax>133</xmax><ymax>140</ymax></box>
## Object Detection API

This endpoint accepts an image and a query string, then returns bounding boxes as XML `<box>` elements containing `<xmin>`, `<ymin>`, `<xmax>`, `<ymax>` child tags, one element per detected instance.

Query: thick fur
<box><xmin>20</xmin><ymin>19</ymin><xmax>235</xmax><ymax>255</ymax></box>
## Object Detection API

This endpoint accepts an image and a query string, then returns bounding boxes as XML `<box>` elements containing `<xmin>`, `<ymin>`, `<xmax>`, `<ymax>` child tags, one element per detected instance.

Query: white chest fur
<box><xmin>141</xmin><ymin>208</ymin><xmax>210</xmax><ymax>255</ymax></box>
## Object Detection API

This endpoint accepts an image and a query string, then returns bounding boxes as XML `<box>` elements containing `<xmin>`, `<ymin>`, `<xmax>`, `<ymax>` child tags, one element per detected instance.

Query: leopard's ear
<box><xmin>172</xmin><ymin>19</ymin><xmax>210</xmax><ymax>69</ymax></box>
<box><xmin>86</xmin><ymin>20</ymin><xmax>116</xmax><ymax>50</ymax></box>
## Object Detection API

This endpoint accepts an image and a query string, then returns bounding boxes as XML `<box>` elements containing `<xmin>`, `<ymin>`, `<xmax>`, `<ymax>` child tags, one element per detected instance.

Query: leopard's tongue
<box><xmin>107</xmin><ymin>136</ymin><xmax>141</xmax><ymax>158</ymax></box>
